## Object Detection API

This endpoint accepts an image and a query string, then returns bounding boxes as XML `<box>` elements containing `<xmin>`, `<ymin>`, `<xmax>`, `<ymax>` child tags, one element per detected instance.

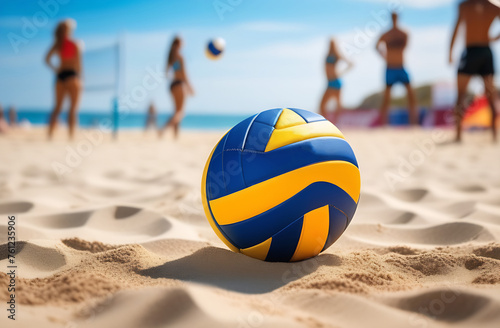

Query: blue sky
<box><xmin>1</xmin><ymin>0</ymin><xmax>499</xmax><ymax>114</ymax></box>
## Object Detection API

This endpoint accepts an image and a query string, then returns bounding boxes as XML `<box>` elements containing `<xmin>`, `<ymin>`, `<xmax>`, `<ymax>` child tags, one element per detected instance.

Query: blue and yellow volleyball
<box><xmin>202</xmin><ymin>108</ymin><xmax>360</xmax><ymax>262</ymax></box>
<box><xmin>206</xmin><ymin>37</ymin><xmax>225</xmax><ymax>60</ymax></box>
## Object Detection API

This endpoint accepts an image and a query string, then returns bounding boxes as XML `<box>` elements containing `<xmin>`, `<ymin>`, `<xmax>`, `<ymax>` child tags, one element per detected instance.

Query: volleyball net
<box><xmin>82</xmin><ymin>39</ymin><xmax>123</xmax><ymax>138</ymax></box>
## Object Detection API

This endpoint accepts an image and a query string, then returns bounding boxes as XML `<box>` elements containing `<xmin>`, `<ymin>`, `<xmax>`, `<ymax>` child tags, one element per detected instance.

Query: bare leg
<box><xmin>319</xmin><ymin>89</ymin><xmax>332</xmax><ymax>118</ymax></box>
<box><xmin>66</xmin><ymin>77</ymin><xmax>82</xmax><ymax>140</ymax></box>
<box><xmin>48</xmin><ymin>81</ymin><xmax>66</xmax><ymax>140</ymax></box>
<box><xmin>171</xmin><ymin>87</ymin><xmax>185</xmax><ymax>139</ymax></box>
<box><xmin>332</xmin><ymin>89</ymin><xmax>342</xmax><ymax>124</ymax></box>
<box><xmin>482</xmin><ymin>75</ymin><xmax>498</xmax><ymax>142</ymax></box>
<box><xmin>172</xmin><ymin>115</ymin><xmax>181</xmax><ymax>138</ymax></box>
<box><xmin>160</xmin><ymin>84</ymin><xmax>185</xmax><ymax>139</ymax></box>
<box><xmin>455</xmin><ymin>74</ymin><xmax>471</xmax><ymax>143</ymax></box>
<box><xmin>405</xmin><ymin>83</ymin><xmax>418</xmax><ymax>125</ymax></box>
<box><xmin>380</xmin><ymin>86</ymin><xmax>392</xmax><ymax>126</ymax></box>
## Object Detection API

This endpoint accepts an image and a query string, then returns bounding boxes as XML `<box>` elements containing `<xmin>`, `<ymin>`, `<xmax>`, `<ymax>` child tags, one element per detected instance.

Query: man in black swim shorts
<box><xmin>449</xmin><ymin>0</ymin><xmax>499</xmax><ymax>142</ymax></box>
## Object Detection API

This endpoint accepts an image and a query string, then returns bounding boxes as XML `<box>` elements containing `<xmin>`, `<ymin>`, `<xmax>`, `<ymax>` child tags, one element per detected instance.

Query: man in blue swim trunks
<box><xmin>449</xmin><ymin>0</ymin><xmax>499</xmax><ymax>142</ymax></box>
<box><xmin>376</xmin><ymin>12</ymin><xmax>417</xmax><ymax>125</ymax></box>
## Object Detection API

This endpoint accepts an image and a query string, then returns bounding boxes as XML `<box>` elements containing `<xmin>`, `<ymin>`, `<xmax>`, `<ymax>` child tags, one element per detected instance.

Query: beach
<box><xmin>1</xmin><ymin>127</ymin><xmax>500</xmax><ymax>328</ymax></box>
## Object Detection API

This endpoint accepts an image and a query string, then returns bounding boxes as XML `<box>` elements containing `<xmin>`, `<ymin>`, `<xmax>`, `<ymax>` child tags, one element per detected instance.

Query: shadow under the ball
<box><xmin>138</xmin><ymin>246</ymin><xmax>342</xmax><ymax>294</ymax></box>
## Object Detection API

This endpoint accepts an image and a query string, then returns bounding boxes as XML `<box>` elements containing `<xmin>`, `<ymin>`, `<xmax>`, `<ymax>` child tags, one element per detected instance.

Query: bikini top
<box><xmin>60</xmin><ymin>38</ymin><xmax>77</xmax><ymax>60</ymax></box>
<box><xmin>326</xmin><ymin>55</ymin><xmax>338</xmax><ymax>65</ymax></box>
<box><xmin>172</xmin><ymin>60</ymin><xmax>181</xmax><ymax>72</ymax></box>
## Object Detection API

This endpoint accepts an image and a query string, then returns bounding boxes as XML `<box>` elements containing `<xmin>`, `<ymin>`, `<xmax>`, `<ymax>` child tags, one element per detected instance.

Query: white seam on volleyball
<box><xmin>221</xmin><ymin>133</ymin><xmax>230</xmax><ymax>195</ymax></box>
<box><xmin>330</xmin><ymin>205</ymin><xmax>350</xmax><ymax>233</ymax></box>
<box><xmin>224</xmin><ymin>136</ymin><xmax>348</xmax><ymax>155</ymax></box>
<box><xmin>331</xmin><ymin>205</ymin><xmax>348</xmax><ymax>219</ymax></box>
<box><xmin>224</xmin><ymin>149</ymin><xmax>264</xmax><ymax>154</ymax></box>
<box><xmin>241</xmin><ymin>114</ymin><xmax>259</xmax><ymax>150</ymax></box>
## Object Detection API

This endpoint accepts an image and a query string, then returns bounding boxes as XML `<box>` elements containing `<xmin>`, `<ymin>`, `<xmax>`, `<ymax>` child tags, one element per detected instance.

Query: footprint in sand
<box><xmin>0</xmin><ymin>201</ymin><xmax>34</xmax><ymax>214</ymax></box>
<box><xmin>348</xmin><ymin>222</ymin><xmax>495</xmax><ymax>246</ymax></box>
<box><xmin>23</xmin><ymin>206</ymin><xmax>172</xmax><ymax>238</ymax></box>
<box><xmin>0</xmin><ymin>241</ymin><xmax>66</xmax><ymax>278</ymax></box>
<box><xmin>388</xmin><ymin>188</ymin><xmax>429</xmax><ymax>202</ymax></box>
<box><xmin>392</xmin><ymin>289</ymin><xmax>492</xmax><ymax>323</ymax></box>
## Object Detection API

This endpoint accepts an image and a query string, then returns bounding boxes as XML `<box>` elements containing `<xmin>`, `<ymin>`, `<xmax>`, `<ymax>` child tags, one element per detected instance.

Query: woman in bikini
<box><xmin>319</xmin><ymin>38</ymin><xmax>353</xmax><ymax>123</ymax></box>
<box><xmin>45</xmin><ymin>19</ymin><xmax>82</xmax><ymax>140</ymax></box>
<box><xmin>159</xmin><ymin>36</ymin><xmax>194</xmax><ymax>139</ymax></box>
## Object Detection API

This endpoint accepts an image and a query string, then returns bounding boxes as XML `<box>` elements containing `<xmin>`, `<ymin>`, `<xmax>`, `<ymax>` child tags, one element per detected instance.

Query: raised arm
<box><xmin>376</xmin><ymin>34</ymin><xmax>386</xmax><ymax>60</ymax></box>
<box><xmin>489</xmin><ymin>10</ymin><xmax>500</xmax><ymax>42</ymax></box>
<box><xmin>449</xmin><ymin>4</ymin><xmax>464</xmax><ymax>64</ymax></box>
<box><xmin>45</xmin><ymin>45</ymin><xmax>57</xmax><ymax>72</ymax></box>
<box><xmin>490</xmin><ymin>33</ymin><xmax>500</xmax><ymax>42</ymax></box>
<box><xmin>340</xmin><ymin>54</ymin><xmax>354</xmax><ymax>75</ymax></box>
<box><xmin>402</xmin><ymin>32</ymin><xmax>408</xmax><ymax>50</ymax></box>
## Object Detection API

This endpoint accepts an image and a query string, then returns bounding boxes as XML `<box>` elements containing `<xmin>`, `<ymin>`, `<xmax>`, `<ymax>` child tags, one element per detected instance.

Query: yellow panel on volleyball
<box><xmin>275</xmin><ymin>108</ymin><xmax>307</xmax><ymax>129</ymax></box>
<box><xmin>209</xmin><ymin>161</ymin><xmax>360</xmax><ymax>226</ymax></box>
<box><xmin>240</xmin><ymin>238</ymin><xmax>272</xmax><ymax>261</ymax></box>
<box><xmin>265</xmin><ymin>120</ymin><xmax>345</xmax><ymax>152</ymax></box>
<box><xmin>205</xmin><ymin>49</ymin><xmax>221</xmax><ymax>60</ymax></box>
<box><xmin>291</xmin><ymin>205</ymin><xmax>330</xmax><ymax>262</ymax></box>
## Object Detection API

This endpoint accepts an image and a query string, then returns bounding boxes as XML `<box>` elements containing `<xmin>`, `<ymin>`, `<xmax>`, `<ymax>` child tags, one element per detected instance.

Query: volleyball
<box><xmin>201</xmin><ymin>108</ymin><xmax>360</xmax><ymax>262</ymax></box>
<box><xmin>206</xmin><ymin>37</ymin><xmax>225</xmax><ymax>60</ymax></box>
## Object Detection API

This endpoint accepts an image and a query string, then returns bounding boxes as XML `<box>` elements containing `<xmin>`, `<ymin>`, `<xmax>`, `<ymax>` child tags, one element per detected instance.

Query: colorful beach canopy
<box><xmin>463</xmin><ymin>96</ymin><xmax>500</xmax><ymax>129</ymax></box>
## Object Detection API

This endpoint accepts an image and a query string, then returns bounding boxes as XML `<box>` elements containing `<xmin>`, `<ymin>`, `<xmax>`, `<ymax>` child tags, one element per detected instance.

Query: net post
<box><xmin>112</xmin><ymin>34</ymin><xmax>124</xmax><ymax>141</ymax></box>
<box><xmin>112</xmin><ymin>97</ymin><xmax>119</xmax><ymax>140</ymax></box>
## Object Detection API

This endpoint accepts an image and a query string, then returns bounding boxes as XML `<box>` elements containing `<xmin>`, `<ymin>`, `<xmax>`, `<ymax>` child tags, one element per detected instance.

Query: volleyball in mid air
<box><xmin>206</xmin><ymin>37</ymin><xmax>225</xmax><ymax>60</ymax></box>
<box><xmin>201</xmin><ymin>108</ymin><xmax>360</xmax><ymax>262</ymax></box>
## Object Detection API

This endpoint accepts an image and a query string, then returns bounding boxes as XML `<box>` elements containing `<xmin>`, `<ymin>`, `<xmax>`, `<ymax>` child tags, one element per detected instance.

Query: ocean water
<box><xmin>14</xmin><ymin>110</ymin><xmax>251</xmax><ymax>131</ymax></box>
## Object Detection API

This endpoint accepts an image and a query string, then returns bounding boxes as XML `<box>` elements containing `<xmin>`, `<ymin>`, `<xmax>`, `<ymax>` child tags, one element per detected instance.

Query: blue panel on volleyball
<box><xmin>265</xmin><ymin>217</ymin><xmax>304</xmax><ymax>262</ymax></box>
<box><xmin>322</xmin><ymin>206</ymin><xmax>349</xmax><ymax>251</ymax></box>
<box><xmin>206</xmin><ymin>133</ymin><xmax>229</xmax><ymax>200</ymax></box>
<box><xmin>225</xmin><ymin>115</ymin><xmax>256</xmax><ymax>150</ymax></box>
<box><xmin>254</xmin><ymin>108</ymin><xmax>284</xmax><ymax>126</ymax></box>
<box><xmin>289</xmin><ymin>108</ymin><xmax>326</xmax><ymax>123</ymax></box>
<box><xmin>208</xmin><ymin>42</ymin><xmax>222</xmax><ymax>55</ymax></box>
<box><xmin>243</xmin><ymin>121</ymin><xmax>274</xmax><ymax>152</ymax></box>
<box><xmin>241</xmin><ymin>137</ymin><xmax>358</xmax><ymax>187</ymax></box>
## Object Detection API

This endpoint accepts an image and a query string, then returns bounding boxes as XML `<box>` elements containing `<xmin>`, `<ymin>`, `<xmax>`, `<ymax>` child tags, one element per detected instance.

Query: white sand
<box><xmin>0</xmin><ymin>127</ymin><xmax>499</xmax><ymax>328</ymax></box>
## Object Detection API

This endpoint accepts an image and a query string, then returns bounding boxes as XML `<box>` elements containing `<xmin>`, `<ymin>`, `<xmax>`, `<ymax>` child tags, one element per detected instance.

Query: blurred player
<box><xmin>8</xmin><ymin>106</ymin><xmax>17</xmax><ymax>127</ymax></box>
<box><xmin>45</xmin><ymin>19</ymin><xmax>82</xmax><ymax>140</ymax></box>
<box><xmin>319</xmin><ymin>38</ymin><xmax>354</xmax><ymax>123</ymax></box>
<box><xmin>159</xmin><ymin>36</ymin><xmax>194</xmax><ymax>139</ymax></box>
<box><xmin>376</xmin><ymin>12</ymin><xmax>417</xmax><ymax>126</ymax></box>
<box><xmin>145</xmin><ymin>102</ymin><xmax>157</xmax><ymax>132</ymax></box>
<box><xmin>0</xmin><ymin>105</ymin><xmax>9</xmax><ymax>134</ymax></box>
<box><xmin>450</xmin><ymin>0</ymin><xmax>499</xmax><ymax>142</ymax></box>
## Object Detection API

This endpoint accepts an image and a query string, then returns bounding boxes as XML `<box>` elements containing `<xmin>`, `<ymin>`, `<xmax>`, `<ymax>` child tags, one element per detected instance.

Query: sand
<box><xmin>0</xmin><ymin>127</ymin><xmax>499</xmax><ymax>328</ymax></box>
